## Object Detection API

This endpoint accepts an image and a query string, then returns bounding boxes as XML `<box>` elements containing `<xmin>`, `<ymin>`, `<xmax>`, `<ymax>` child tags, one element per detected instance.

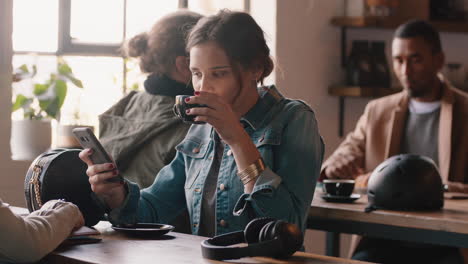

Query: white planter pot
<box><xmin>54</xmin><ymin>124</ymin><xmax>94</xmax><ymax>148</ymax></box>
<box><xmin>11</xmin><ymin>120</ymin><xmax>52</xmax><ymax>161</ymax></box>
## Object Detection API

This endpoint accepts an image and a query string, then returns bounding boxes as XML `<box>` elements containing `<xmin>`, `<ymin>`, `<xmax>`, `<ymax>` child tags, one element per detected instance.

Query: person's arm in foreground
<box><xmin>0</xmin><ymin>199</ymin><xmax>84</xmax><ymax>263</ymax></box>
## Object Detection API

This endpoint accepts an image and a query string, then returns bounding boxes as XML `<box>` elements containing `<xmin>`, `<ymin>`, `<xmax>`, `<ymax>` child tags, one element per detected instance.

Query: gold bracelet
<box><xmin>237</xmin><ymin>157</ymin><xmax>266</xmax><ymax>185</ymax></box>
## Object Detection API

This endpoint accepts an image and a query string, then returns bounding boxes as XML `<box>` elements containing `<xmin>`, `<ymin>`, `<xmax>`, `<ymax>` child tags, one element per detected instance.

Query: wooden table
<box><xmin>10</xmin><ymin>207</ymin><xmax>372</xmax><ymax>264</ymax></box>
<box><xmin>45</xmin><ymin>221</ymin><xmax>374</xmax><ymax>264</ymax></box>
<box><xmin>308</xmin><ymin>190</ymin><xmax>468</xmax><ymax>257</ymax></box>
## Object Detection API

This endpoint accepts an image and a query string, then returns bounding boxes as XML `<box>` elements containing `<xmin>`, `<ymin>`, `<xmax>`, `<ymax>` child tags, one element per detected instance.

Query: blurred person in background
<box><xmin>99</xmin><ymin>10</ymin><xmax>203</xmax><ymax>188</ymax></box>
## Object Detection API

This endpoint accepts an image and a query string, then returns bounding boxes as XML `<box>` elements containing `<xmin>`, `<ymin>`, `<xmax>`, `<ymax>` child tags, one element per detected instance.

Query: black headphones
<box><xmin>201</xmin><ymin>217</ymin><xmax>303</xmax><ymax>260</ymax></box>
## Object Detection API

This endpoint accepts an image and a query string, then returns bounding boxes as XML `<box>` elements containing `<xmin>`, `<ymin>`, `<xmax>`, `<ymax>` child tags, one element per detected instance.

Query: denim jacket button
<box><xmin>219</xmin><ymin>184</ymin><xmax>226</xmax><ymax>191</ymax></box>
<box><xmin>192</xmin><ymin>147</ymin><xmax>200</xmax><ymax>154</ymax></box>
<box><xmin>219</xmin><ymin>219</ymin><xmax>227</xmax><ymax>227</ymax></box>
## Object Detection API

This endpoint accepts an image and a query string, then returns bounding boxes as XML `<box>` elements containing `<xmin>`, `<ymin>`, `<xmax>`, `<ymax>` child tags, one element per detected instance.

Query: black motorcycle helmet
<box><xmin>365</xmin><ymin>154</ymin><xmax>444</xmax><ymax>212</ymax></box>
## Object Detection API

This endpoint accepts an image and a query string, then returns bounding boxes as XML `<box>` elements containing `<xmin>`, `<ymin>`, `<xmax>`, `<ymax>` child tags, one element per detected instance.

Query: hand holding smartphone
<box><xmin>72</xmin><ymin>127</ymin><xmax>124</xmax><ymax>183</ymax></box>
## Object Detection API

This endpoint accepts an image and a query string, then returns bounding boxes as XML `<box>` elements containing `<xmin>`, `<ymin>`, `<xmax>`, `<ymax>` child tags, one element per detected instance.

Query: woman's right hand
<box><xmin>78</xmin><ymin>148</ymin><xmax>127</xmax><ymax>210</ymax></box>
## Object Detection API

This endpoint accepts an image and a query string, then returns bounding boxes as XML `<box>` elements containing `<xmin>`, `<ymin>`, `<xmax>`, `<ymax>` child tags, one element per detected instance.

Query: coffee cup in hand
<box><xmin>173</xmin><ymin>95</ymin><xmax>208</xmax><ymax>124</ymax></box>
<box><xmin>323</xmin><ymin>179</ymin><xmax>355</xmax><ymax>197</ymax></box>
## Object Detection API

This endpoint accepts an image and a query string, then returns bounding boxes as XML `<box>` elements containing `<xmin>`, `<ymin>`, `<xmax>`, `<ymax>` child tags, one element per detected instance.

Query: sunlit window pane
<box><xmin>61</xmin><ymin>56</ymin><xmax>124</xmax><ymax>127</ymax></box>
<box><xmin>70</xmin><ymin>0</ymin><xmax>124</xmax><ymax>44</ymax></box>
<box><xmin>188</xmin><ymin>0</ymin><xmax>245</xmax><ymax>15</ymax></box>
<box><xmin>125</xmin><ymin>58</ymin><xmax>146</xmax><ymax>92</ymax></box>
<box><xmin>126</xmin><ymin>0</ymin><xmax>179</xmax><ymax>38</ymax></box>
<box><xmin>12</xmin><ymin>0</ymin><xmax>58</xmax><ymax>52</ymax></box>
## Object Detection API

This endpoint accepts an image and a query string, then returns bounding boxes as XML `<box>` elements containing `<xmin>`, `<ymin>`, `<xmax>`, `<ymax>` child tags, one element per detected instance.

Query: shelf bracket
<box><xmin>338</xmin><ymin>24</ymin><xmax>348</xmax><ymax>137</ymax></box>
<box><xmin>341</xmin><ymin>26</ymin><xmax>347</xmax><ymax>67</ymax></box>
<box><xmin>339</xmin><ymin>96</ymin><xmax>345</xmax><ymax>137</ymax></box>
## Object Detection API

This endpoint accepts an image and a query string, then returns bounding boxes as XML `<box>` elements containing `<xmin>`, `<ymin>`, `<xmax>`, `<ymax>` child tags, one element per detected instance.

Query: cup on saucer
<box><xmin>322</xmin><ymin>179</ymin><xmax>355</xmax><ymax>197</ymax></box>
<box><xmin>321</xmin><ymin>179</ymin><xmax>361</xmax><ymax>203</ymax></box>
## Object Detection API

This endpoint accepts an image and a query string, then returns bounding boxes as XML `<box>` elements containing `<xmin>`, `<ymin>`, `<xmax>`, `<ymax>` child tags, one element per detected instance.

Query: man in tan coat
<box><xmin>322</xmin><ymin>20</ymin><xmax>468</xmax><ymax>263</ymax></box>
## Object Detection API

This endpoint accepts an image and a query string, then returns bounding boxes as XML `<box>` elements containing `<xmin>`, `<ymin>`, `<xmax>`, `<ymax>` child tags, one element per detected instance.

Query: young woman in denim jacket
<box><xmin>80</xmin><ymin>10</ymin><xmax>324</xmax><ymax>237</ymax></box>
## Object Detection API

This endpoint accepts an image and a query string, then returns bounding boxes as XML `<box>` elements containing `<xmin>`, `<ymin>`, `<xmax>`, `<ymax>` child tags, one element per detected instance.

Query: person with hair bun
<box><xmin>80</xmin><ymin>10</ymin><xmax>324</xmax><ymax>239</ymax></box>
<box><xmin>98</xmin><ymin>10</ymin><xmax>203</xmax><ymax>188</ymax></box>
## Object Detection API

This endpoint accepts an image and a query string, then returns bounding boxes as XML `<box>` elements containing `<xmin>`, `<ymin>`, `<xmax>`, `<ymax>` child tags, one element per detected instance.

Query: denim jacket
<box><xmin>109</xmin><ymin>85</ymin><xmax>324</xmax><ymax>235</ymax></box>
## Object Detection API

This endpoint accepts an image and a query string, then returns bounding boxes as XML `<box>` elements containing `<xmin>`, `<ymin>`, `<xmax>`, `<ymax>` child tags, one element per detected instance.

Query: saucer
<box><xmin>321</xmin><ymin>193</ymin><xmax>361</xmax><ymax>203</ymax></box>
<box><xmin>112</xmin><ymin>223</ymin><xmax>174</xmax><ymax>237</ymax></box>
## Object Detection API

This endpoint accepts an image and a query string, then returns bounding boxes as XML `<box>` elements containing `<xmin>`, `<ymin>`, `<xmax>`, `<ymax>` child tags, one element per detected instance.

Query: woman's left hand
<box><xmin>186</xmin><ymin>91</ymin><xmax>245</xmax><ymax>145</ymax></box>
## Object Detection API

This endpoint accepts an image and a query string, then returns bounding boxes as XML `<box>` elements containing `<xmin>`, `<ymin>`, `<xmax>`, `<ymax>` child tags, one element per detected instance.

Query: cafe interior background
<box><xmin>1</xmin><ymin>0</ymin><xmax>468</xmax><ymax>257</ymax></box>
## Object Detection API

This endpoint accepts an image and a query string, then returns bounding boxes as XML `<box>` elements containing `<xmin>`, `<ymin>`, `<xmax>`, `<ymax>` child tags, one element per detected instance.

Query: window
<box><xmin>12</xmin><ymin>0</ymin><xmax>247</xmax><ymax>126</ymax></box>
<box><xmin>13</xmin><ymin>0</ymin><xmax>58</xmax><ymax>53</ymax></box>
<box><xmin>188</xmin><ymin>0</ymin><xmax>247</xmax><ymax>15</ymax></box>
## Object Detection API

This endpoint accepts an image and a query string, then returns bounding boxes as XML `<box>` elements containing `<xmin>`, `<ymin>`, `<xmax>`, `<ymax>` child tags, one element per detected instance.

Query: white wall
<box><xmin>273</xmin><ymin>0</ymin><xmax>356</xmax><ymax>257</ymax></box>
<box><xmin>0</xmin><ymin>0</ymin><xmax>30</xmax><ymax>207</ymax></box>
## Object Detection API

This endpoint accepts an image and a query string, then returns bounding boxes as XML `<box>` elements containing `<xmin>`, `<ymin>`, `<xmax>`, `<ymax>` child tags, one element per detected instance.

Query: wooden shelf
<box><xmin>328</xmin><ymin>85</ymin><xmax>402</xmax><ymax>97</ymax></box>
<box><xmin>331</xmin><ymin>16</ymin><xmax>468</xmax><ymax>34</ymax></box>
<box><xmin>331</xmin><ymin>16</ymin><xmax>402</xmax><ymax>29</ymax></box>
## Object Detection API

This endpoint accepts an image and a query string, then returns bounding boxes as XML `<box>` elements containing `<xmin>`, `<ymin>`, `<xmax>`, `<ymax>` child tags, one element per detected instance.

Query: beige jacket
<box><xmin>0</xmin><ymin>199</ymin><xmax>81</xmax><ymax>263</ymax></box>
<box><xmin>321</xmin><ymin>77</ymin><xmax>468</xmax><ymax>191</ymax></box>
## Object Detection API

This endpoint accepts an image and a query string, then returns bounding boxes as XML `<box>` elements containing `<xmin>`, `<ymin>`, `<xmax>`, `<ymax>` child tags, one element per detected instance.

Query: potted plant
<box><xmin>11</xmin><ymin>57</ymin><xmax>84</xmax><ymax>160</ymax></box>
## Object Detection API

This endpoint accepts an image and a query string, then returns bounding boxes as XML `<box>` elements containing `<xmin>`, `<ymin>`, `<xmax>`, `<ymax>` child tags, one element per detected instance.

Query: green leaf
<box><xmin>12</xmin><ymin>94</ymin><xmax>30</xmax><ymax>111</ymax></box>
<box><xmin>19</xmin><ymin>64</ymin><xmax>29</xmax><ymax>73</ymax></box>
<box><xmin>33</xmin><ymin>83</ymin><xmax>49</xmax><ymax>95</ymax></box>
<box><xmin>54</xmin><ymin>79</ymin><xmax>67</xmax><ymax>109</ymax></box>
<box><xmin>49</xmin><ymin>73</ymin><xmax>57</xmax><ymax>82</ymax></box>
<box><xmin>58</xmin><ymin>62</ymin><xmax>72</xmax><ymax>75</ymax></box>
<box><xmin>58</xmin><ymin>62</ymin><xmax>83</xmax><ymax>88</ymax></box>
<box><xmin>65</xmin><ymin>75</ymin><xmax>83</xmax><ymax>88</ymax></box>
<box><xmin>39</xmin><ymin>98</ymin><xmax>52</xmax><ymax>112</ymax></box>
<box><xmin>42</xmin><ymin>98</ymin><xmax>59</xmax><ymax>119</ymax></box>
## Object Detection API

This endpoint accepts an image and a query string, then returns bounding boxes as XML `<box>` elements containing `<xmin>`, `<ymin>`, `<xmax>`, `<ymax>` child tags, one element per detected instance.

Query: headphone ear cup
<box><xmin>244</xmin><ymin>217</ymin><xmax>275</xmax><ymax>244</ymax></box>
<box><xmin>258</xmin><ymin>220</ymin><xmax>303</xmax><ymax>259</ymax></box>
<box><xmin>258</xmin><ymin>220</ymin><xmax>277</xmax><ymax>242</ymax></box>
<box><xmin>277</xmin><ymin>222</ymin><xmax>304</xmax><ymax>258</ymax></box>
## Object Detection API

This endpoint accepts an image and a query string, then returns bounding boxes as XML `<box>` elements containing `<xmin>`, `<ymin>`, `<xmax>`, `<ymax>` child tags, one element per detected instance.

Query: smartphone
<box><xmin>72</xmin><ymin>127</ymin><xmax>123</xmax><ymax>183</ymax></box>
<box><xmin>65</xmin><ymin>236</ymin><xmax>102</xmax><ymax>245</ymax></box>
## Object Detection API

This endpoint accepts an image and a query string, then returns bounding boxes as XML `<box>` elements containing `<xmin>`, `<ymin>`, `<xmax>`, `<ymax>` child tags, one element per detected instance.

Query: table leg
<box><xmin>326</xmin><ymin>232</ymin><xmax>340</xmax><ymax>257</ymax></box>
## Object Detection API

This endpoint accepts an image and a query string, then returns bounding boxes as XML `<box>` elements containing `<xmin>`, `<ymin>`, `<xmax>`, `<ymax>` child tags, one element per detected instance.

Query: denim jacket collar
<box><xmin>241</xmin><ymin>85</ymin><xmax>284</xmax><ymax>131</ymax></box>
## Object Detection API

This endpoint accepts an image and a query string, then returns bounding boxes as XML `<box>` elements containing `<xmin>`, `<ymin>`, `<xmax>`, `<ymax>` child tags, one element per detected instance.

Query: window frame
<box><xmin>14</xmin><ymin>0</ymin><xmax>190</xmax><ymax>57</ymax></box>
<box><xmin>12</xmin><ymin>0</ymin><xmax>249</xmax><ymax>93</ymax></box>
<box><xmin>57</xmin><ymin>0</ymin><xmax>121</xmax><ymax>56</ymax></box>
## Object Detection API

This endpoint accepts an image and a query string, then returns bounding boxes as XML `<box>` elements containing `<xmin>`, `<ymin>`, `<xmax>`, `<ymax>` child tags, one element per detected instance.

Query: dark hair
<box><xmin>186</xmin><ymin>10</ymin><xmax>273</xmax><ymax>84</ymax></box>
<box><xmin>124</xmin><ymin>10</ymin><xmax>202</xmax><ymax>75</ymax></box>
<box><xmin>394</xmin><ymin>19</ymin><xmax>442</xmax><ymax>53</ymax></box>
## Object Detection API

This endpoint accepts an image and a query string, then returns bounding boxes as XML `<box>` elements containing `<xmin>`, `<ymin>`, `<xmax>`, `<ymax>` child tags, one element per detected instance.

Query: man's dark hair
<box><xmin>394</xmin><ymin>19</ymin><xmax>442</xmax><ymax>53</ymax></box>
